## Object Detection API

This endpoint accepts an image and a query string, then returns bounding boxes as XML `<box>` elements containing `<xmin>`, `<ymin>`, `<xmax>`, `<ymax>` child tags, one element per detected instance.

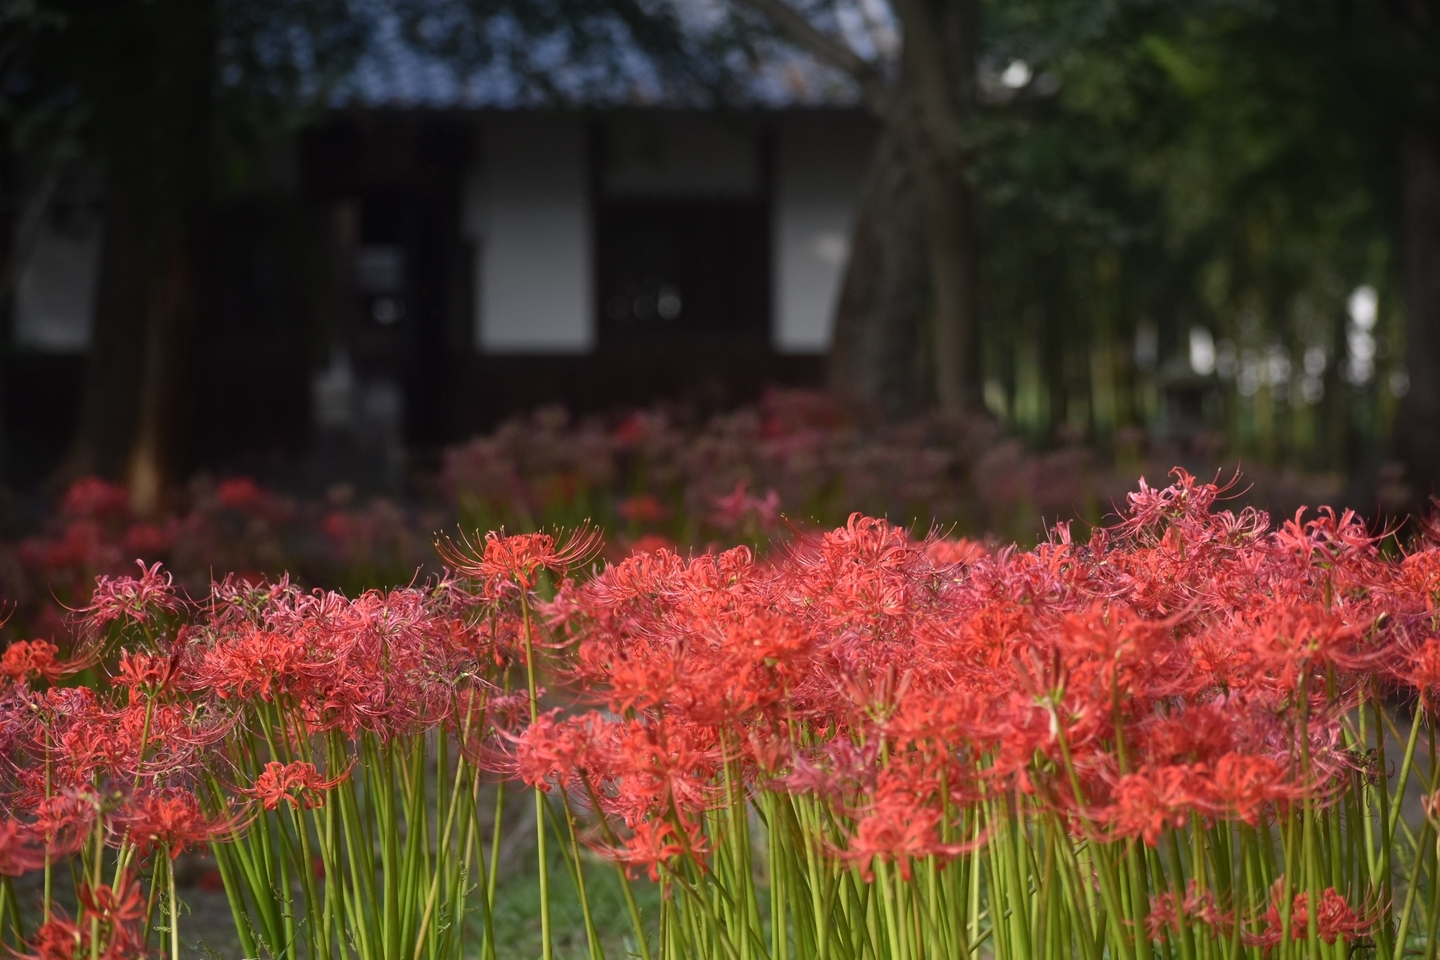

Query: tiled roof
<box><xmin>334</xmin><ymin>9</ymin><xmax>863</xmax><ymax>109</ymax></box>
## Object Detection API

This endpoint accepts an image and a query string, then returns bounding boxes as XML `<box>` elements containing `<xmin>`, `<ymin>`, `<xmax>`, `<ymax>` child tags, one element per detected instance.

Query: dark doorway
<box><xmin>596</xmin><ymin>199</ymin><xmax>769</xmax><ymax>348</ymax></box>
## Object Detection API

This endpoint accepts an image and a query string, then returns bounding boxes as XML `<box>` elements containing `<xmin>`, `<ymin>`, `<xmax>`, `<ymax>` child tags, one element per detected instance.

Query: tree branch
<box><xmin>728</xmin><ymin>0</ymin><xmax>893</xmax><ymax>112</ymax></box>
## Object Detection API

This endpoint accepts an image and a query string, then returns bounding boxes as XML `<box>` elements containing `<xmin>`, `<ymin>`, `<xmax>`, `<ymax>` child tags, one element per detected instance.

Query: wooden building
<box><xmin>6</xmin><ymin>104</ymin><xmax>875</xmax><ymax>479</ymax></box>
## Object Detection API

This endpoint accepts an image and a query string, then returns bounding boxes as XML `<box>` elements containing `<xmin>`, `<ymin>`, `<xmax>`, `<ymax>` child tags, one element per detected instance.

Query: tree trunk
<box><xmin>904</xmin><ymin>0</ymin><xmax>982</xmax><ymax>415</ymax></box>
<box><xmin>827</xmin><ymin>0</ymin><xmax>983</xmax><ymax>418</ymax></box>
<box><xmin>65</xmin><ymin>169</ymin><xmax>148</xmax><ymax>481</ymax></box>
<box><xmin>60</xmin><ymin>0</ymin><xmax>213</xmax><ymax>512</ymax></box>
<box><xmin>128</xmin><ymin>242</ymin><xmax>199</xmax><ymax>512</ymax></box>
<box><xmin>827</xmin><ymin>128</ymin><xmax>927</xmax><ymax>420</ymax></box>
<box><xmin>1401</xmin><ymin>130</ymin><xmax>1440</xmax><ymax>501</ymax></box>
<box><xmin>903</xmin><ymin>121</ymin><xmax>982</xmax><ymax>414</ymax></box>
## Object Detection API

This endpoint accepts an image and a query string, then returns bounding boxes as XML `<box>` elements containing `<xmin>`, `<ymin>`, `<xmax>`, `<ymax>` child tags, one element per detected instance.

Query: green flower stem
<box><xmin>1393</xmin><ymin>818</ymin><xmax>1433</xmax><ymax>960</ymax></box>
<box><xmin>519</xmin><ymin>589</ymin><xmax>554</xmax><ymax>960</ymax></box>
<box><xmin>480</xmin><ymin>779</ymin><xmax>507</xmax><ymax>960</ymax></box>
<box><xmin>0</xmin><ymin>877</ymin><xmax>12</xmax><ymax>948</ymax></box>
<box><xmin>1382</xmin><ymin>705</ymin><xmax>1424</xmax><ymax>853</ymax></box>
<box><xmin>581</xmin><ymin>771</ymin><xmax>652</xmax><ymax>960</ymax></box>
<box><xmin>168</xmin><ymin>851</ymin><xmax>180</xmax><ymax>960</ymax></box>
<box><xmin>544</xmin><ymin>789</ymin><xmax>605</xmax><ymax>960</ymax></box>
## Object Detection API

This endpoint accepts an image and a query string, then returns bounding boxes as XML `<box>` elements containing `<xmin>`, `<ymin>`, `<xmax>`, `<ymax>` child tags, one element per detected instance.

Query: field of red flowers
<box><xmin>0</xmin><ymin>390</ymin><xmax>1347</xmax><ymax>646</ymax></box>
<box><xmin>1</xmin><ymin>467</ymin><xmax>1438</xmax><ymax>960</ymax></box>
<box><xmin>440</xmin><ymin>391</ymin><xmax>1349</xmax><ymax>548</ymax></box>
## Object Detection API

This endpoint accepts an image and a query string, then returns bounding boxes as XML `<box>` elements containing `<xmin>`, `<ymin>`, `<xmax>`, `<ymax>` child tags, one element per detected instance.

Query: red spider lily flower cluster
<box><xmin>116</xmin><ymin>787</ymin><xmax>245</xmax><ymax>859</ymax></box>
<box><xmin>437</xmin><ymin>524</ymin><xmax>603</xmax><ymax>595</ymax></box>
<box><xmin>0</xmin><ymin>559</ymin><xmax>507</xmax><ymax>958</ymax></box>
<box><xmin>5</xmin><ymin>467</ymin><xmax>1440</xmax><ymax>959</ymax></box>
<box><xmin>18</xmin><ymin>871</ymin><xmax>146</xmax><ymax>960</ymax></box>
<box><xmin>1145</xmin><ymin>881</ymin><xmax>1235</xmax><ymax>941</ymax></box>
<box><xmin>1</xmin><ymin>474</ymin><xmax>437</xmax><ymax>649</ymax></box>
<box><xmin>1243</xmin><ymin>881</ymin><xmax>1377</xmax><ymax>947</ymax></box>
<box><xmin>709</xmin><ymin>481</ymin><xmax>781</xmax><ymax>534</ymax></box>
<box><xmin>441</xmin><ymin>392</ymin><xmax>1353</xmax><ymax>557</ymax></box>
<box><xmin>0</xmin><ymin>641</ymin><xmax>79</xmax><ymax>684</ymax></box>
<box><xmin>245</xmin><ymin>760</ymin><xmax>350</xmax><ymax>810</ymax></box>
<box><xmin>509</xmin><ymin>467</ymin><xmax>1440</xmax><ymax>950</ymax></box>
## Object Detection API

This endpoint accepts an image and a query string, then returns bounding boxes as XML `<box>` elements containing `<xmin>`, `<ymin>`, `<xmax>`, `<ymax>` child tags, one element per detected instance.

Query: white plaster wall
<box><xmin>467</xmin><ymin>118</ymin><xmax>593</xmax><ymax>353</ymax></box>
<box><xmin>14</xmin><ymin>215</ymin><xmax>100</xmax><ymax>352</ymax></box>
<box><xmin>773</xmin><ymin>119</ymin><xmax>875</xmax><ymax>353</ymax></box>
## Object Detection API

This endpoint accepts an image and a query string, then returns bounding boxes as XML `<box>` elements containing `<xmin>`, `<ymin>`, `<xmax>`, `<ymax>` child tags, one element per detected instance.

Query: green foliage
<box><xmin>488</xmin><ymin>852</ymin><xmax>663</xmax><ymax>960</ymax></box>
<box><xmin>977</xmin><ymin>0</ymin><xmax>1414</xmax><ymax>467</ymax></box>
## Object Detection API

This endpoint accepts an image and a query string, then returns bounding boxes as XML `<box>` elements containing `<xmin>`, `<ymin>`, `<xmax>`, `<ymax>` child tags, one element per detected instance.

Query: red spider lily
<box><xmin>1396</xmin><ymin>637</ymin><xmax>1440</xmax><ymax>707</ymax></box>
<box><xmin>0</xmin><ymin>818</ymin><xmax>46</xmax><ymax>875</ymax></box>
<box><xmin>30</xmin><ymin>791</ymin><xmax>100</xmax><ymax>856</ymax></box>
<box><xmin>1145</xmin><ymin>883</ymin><xmax>1233</xmax><ymax>940</ymax></box>
<box><xmin>77</xmin><ymin>872</ymin><xmax>145</xmax><ymax>929</ymax></box>
<box><xmin>0</xmin><ymin>640</ymin><xmax>75</xmax><ymax>685</ymax></box>
<box><xmin>923</xmin><ymin>536</ymin><xmax>987</xmax><ymax>566</ymax></box>
<box><xmin>611</xmin><ymin>412</ymin><xmax>649</xmax><ymax>449</ymax></box>
<box><xmin>1273</xmin><ymin>505</ymin><xmax>1380</xmax><ymax>572</ymax></box>
<box><xmin>83</xmin><ymin>560</ymin><xmax>181</xmax><ymax>633</ymax></box>
<box><xmin>122</xmin><ymin>522</ymin><xmax>169</xmax><ymax>556</ymax></box>
<box><xmin>514</xmin><ymin>710</ymin><xmax>595</xmax><ymax>792</ymax></box>
<box><xmin>1391</xmin><ymin>548</ymin><xmax>1440</xmax><ymax>619</ymax></box>
<box><xmin>216</xmin><ymin>476</ymin><xmax>267</xmax><ymax>511</ymax></box>
<box><xmin>1423</xmin><ymin>789</ymin><xmax>1440</xmax><ymax>824</ymax></box>
<box><xmin>537</xmin><ymin>467</ymin><xmax>1414</xmax><ymax>893</ymax></box>
<box><xmin>1145</xmin><ymin>891</ymin><xmax>1180</xmax><ymax>940</ymax></box>
<box><xmin>1106</xmin><ymin>765</ymin><xmax>1210</xmax><ymax>845</ymax></box>
<box><xmin>111</xmin><ymin>649</ymin><xmax>179</xmax><ymax>697</ymax></box>
<box><xmin>60</xmin><ymin>477</ymin><xmax>131</xmax><ymax>520</ymax></box>
<box><xmin>840</xmin><ymin>764</ymin><xmax>983</xmax><ymax>879</ymax></box>
<box><xmin>710</xmin><ymin>482</ymin><xmax>780</xmax><ymax>532</ymax></box>
<box><xmin>21</xmin><ymin>905</ymin><xmax>144</xmax><ymax>960</ymax></box>
<box><xmin>1210</xmin><ymin>752</ymin><xmax>1297</xmax><ymax>823</ymax></box>
<box><xmin>1243</xmin><ymin>600</ymin><xmax>1374</xmax><ymax>692</ymax></box>
<box><xmin>191</xmin><ymin>586</ymin><xmax>469</xmax><ymax>738</ymax></box>
<box><xmin>617</xmin><ymin>494</ymin><xmax>670</xmax><ymax>525</ymax></box>
<box><xmin>844</xmin><ymin>799</ymin><xmax>949</xmax><ymax>880</ymax></box>
<box><xmin>22</xmin><ymin>917</ymin><xmax>84</xmax><ymax>960</ymax></box>
<box><xmin>1182</xmin><ymin>880</ymin><xmax>1234</xmax><ymax>933</ymax></box>
<box><xmin>115</xmin><ymin>787</ymin><xmax>244</xmax><ymax>858</ymax></box>
<box><xmin>1312</xmin><ymin>887</ymin><xmax>1373</xmax><ymax>943</ymax></box>
<box><xmin>1114</xmin><ymin>468</ymin><xmax>1233</xmax><ymax>544</ymax></box>
<box><xmin>1245</xmin><ymin>882</ymin><xmax>1372</xmax><ymax>947</ymax></box>
<box><xmin>604</xmin><ymin>815</ymin><xmax>709</xmax><ymax>881</ymax></box>
<box><xmin>1054</xmin><ymin>604</ymin><xmax>1187</xmax><ymax>704</ymax></box>
<box><xmin>532</xmin><ymin>713</ymin><xmax>718</xmax><ymax>833</ymax></box>
<box><xmin>622</xmin><ymin>532</ymin><xmax>676</xmax><ymax>555</ymax></box>
<box><xmin>7</xmin><ymin>464</ymin><xmax>1440</xmax><ymax>960</ymax></box>
<box><xmin>245</xmin><ymin>760</ymin><xmax>350</xmax><ymax>810</ymax></box>
<box><xmin>438</xmin><ymin>525</ymin><xmax>603</xmax><ymax>592</ymax></box>
<box><xmin>195</xmin><ymin>628</ymin><xmax>306</xmax><ymax>701</ymax></box>
<box><xmin>1135</xmin><ymin>702</ymin><xmax>1239</xmax><ymax>767</ymax></box>
<box><xmin>11</xmin><ymin>688</ymin><xmax>228</xmax><ymax>794</ymax></box>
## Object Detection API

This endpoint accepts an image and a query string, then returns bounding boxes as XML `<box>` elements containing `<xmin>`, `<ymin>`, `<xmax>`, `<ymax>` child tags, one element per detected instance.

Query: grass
<box><xmin>485</xmin><ymin>851</ymin><xmax>662</xmax><ymax>960</ymax></box>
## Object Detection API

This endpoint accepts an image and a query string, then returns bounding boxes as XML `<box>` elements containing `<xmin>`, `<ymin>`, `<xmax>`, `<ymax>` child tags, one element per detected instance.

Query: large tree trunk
<box><xmin>904</xmin><ymin>0</ymin><xmax>982</xmax><ymax>415</ymax></box>
<box><xmin>1401</xmin><ymin>130</ymin><xmax>1440</xmax><ymax>501</ymax></box>
<box><xmin>60</xmin><ymin>0</ymin><xmax>213</xmax><ymax>512</ymax></box>
<box><xmin>66</xmin><ymin>170</ymin><xmax>148</xmax><ymax>481</ymax></box>
<box><xmin>827</xmin><ymin>128</ymin><xmax>927</xmax><ymax>420</ymax></box>
<box><xmin>904</xmin><ymin>122</ymin><xmax>982</xmax><ymax>414</ymax></box>
<box><xmin>827</xmin><ymin>0</ymin><xmax>983</xmax><ymax>418</ymax></box>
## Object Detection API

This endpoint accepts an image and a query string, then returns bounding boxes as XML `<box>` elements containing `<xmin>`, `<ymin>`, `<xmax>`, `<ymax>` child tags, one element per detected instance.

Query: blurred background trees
<box><xmin>0</xmin><ymin>0</ymin><xmax>1436</xmax><ymax>509</ymax></box>
<box><xmin>1</xmin><ymin>0</ymin><xmax>369</xmax><ymax>510</ymax></box>
<box><xmin>977</xmin><ymin>0</ymin><xmax>1417</xmax><ymax>490</ymax></box>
